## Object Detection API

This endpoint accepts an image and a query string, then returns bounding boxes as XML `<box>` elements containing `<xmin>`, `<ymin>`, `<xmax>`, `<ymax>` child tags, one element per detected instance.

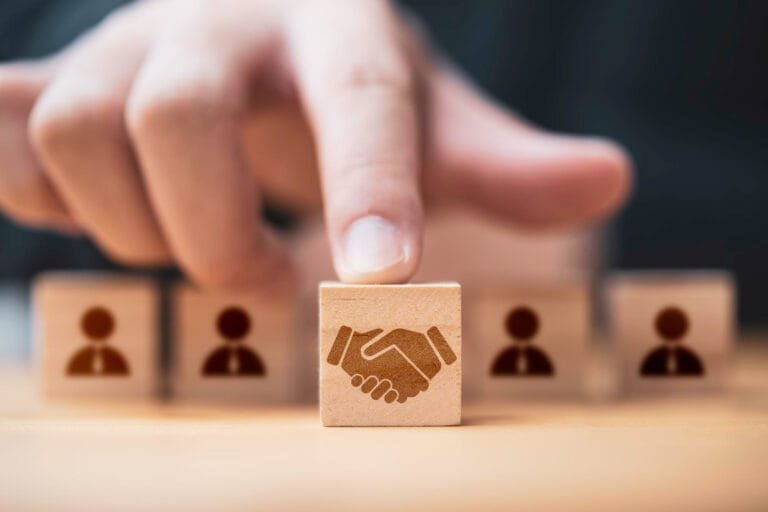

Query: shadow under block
<box><xmin>608</xmin><ymin>271</ymin><xmax>735</xmax><ymax>394</ymax></box>
<box><xmin>468</xmin><ymin>284</ymin><xmax>590</xmax><ymax>400</ymax></box>
<box><xmin>34</xmin><ymin>273</ymin><xmax>159</xmax><ymax>402</ymax></box>
<box><xmin>320</xmin><ymin>282</ymin><xmax>461</xmax><ymax>426</ymax></box>
<box><xmin>170</xmin><ymin>284</ymin><xmax>298</xmax><ymax>404</ymax></box>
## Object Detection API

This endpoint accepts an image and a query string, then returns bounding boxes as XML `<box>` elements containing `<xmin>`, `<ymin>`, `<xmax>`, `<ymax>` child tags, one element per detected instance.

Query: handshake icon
<box><xmin>327</xmin><ymin>325</ymin><xmax>457</xmax><ymax>404</ymax></box>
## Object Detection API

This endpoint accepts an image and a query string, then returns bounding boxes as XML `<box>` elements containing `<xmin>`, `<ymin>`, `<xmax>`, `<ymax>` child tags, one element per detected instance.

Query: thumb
<box><xmin>424</xmin><ymin>66</ymin><xmax>633</xmax><ymax>229</ymax></box>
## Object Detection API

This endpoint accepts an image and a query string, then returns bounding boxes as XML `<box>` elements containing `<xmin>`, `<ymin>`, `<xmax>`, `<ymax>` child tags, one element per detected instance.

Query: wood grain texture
<box><xmin>320</xmin><ymin>282</ymin><xmax>461</xmax><ymax>426</ymax></box>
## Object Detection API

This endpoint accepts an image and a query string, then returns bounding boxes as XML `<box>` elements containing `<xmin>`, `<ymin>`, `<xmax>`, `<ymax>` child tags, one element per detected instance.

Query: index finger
<box><xmin>287</xmin><ymin>0</ymin><xmax>423</xmax><ymax>284</ymax></box>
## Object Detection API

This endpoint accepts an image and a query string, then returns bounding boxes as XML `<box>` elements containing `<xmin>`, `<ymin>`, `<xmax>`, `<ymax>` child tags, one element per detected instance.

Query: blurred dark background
<box><xmin>1</xmin><ymin>0</ymin><xmax>767</xmax><ymax>325</ymax></box>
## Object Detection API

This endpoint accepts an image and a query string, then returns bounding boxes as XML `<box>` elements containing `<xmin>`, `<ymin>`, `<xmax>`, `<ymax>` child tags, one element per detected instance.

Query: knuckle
<box><xmin>30</xmin><ymin>88</ymin><xmax>123</xmax><ymax>157</ymax></box>
<box><xmin>332</xmin><ymin>61</ymin><xmax>414</xmax><ymax>99</ymax></box>
<box><xmin>127</xmin><ymin>80</ymin><xmax>237</xmax><ymax>140</ymax></box>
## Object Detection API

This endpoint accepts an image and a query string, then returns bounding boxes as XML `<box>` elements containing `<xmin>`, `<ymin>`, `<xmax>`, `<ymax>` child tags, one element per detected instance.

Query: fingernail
<box><xmin>342</xmin><ymin>215</ymin><xmax>409</xmax><ymax>279</ymax></box>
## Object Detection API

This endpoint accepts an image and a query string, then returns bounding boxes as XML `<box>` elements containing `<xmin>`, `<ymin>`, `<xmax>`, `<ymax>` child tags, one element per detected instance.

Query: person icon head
<box><xmin>655</xmin><ymin>306</ymin><xmax>689</xmax><ymax>344</ymax></box>
<box><xmin>67</xmin><ymin>305</ymin><xmax>129</xmax><ymax>376</ymax></box>
<box><xmin>202</xmin><ymin>305</ymin><xmax>265</xmax><ymax>376</ymax></box>
<box><xmin>216</xmin><ymin>306</ymin><xmax>250</xmax><ymax>342</ymax></box>
<box><xmin>81</xmin><ymin>306</ymin><xmax>115</xmax><ymax>344</ymax></box>
<box><xmin>491</xmin><ymin>305</ymin><xmax>554</xmax><ymax>376</ymax></box>
<box><xmin>505</xmin><ymin>306</ymin><xmax>539</xmax><ymax>343</ymax></box>
<box><xmin>640</xmin><ymin>305</ymin><xmax>703</xmax><ymax>377</ymax></box>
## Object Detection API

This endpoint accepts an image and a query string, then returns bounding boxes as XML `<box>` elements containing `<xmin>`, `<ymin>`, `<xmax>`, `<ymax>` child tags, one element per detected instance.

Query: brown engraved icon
<box><xmin>490</xmin><ymin>306</ymin><xmax>554</xmax><ymax>376</ymax></box>
<box><xmin>202</xmin><ymin>306</ymin><xmax>265</xmax><ymax>377</ymax></box>
<box><xmin>327</xmin><ymin>326</ymin><xmax>457</xmax><ymax>403</ymax></box>
<box><xmin>66</xmin><ymin>306</ymin><xmax>130</xmax><ymax>376</ymax></box>
<box><xmin>640</xmin><ymin>306</ymin><xmax>704</xmax><ymax>377</ymax></box>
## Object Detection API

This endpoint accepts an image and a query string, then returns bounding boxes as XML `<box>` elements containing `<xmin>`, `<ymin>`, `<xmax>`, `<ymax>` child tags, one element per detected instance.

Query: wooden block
<box><xmin>608</xmin><ymin>271</ymin><xmax>735</xmax><ymax>393</ymax></box>
<box><xmin>170</xmin><ymin>283</ymin><xmax>297</xmax><ymax>404</ymax></box>
<box><xmin>467</xmin><ymin>284</ymin><xmax>590</xmax><ymax>400</ymax></box>
<box><xmin>320</xmin><ymin>282</ymin><xmax>461</xmax><ymax>426</ymax></box>
<box><xmin>34</xmin><ymin>273</ymin><xmax>159</xmax><ymax>402</ymax></box>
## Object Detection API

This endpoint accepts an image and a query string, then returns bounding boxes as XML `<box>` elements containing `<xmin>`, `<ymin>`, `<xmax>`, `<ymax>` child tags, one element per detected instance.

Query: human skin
<box><xmin>0</xmin><ymin>0</ymin><xmax>632</xmax><ymax>289</ymax></box>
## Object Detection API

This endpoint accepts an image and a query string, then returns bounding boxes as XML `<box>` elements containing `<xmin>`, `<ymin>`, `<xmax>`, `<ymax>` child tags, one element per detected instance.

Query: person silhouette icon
<box><xmin>66</xmin><ymin>306</ymin><xmax>130</xmax><ymax>376</ymax></box>
<box><xmin>640</xmin><ymin>306</ymin><xmax>704</xmax><ymax>377</ymax></box>
<box><xmin>490</xmin><ymin>306</ymin><xmax>555</xmax><ymax>376</ymax></box>
<box><xmin>201</xmin><ymin>306</ymin><xmax>265</xmax><ymax>377</ymax></box>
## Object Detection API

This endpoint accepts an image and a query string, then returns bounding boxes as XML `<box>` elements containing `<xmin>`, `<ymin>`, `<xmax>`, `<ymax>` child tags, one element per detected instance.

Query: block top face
<box><xmin>320</xmin><ymin>281</ymin><xmax>460</xmax><ymax>290</ymax></box>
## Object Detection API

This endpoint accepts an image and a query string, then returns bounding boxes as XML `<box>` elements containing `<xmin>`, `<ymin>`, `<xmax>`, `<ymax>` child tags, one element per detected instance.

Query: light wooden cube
<box><xmin>467</xmin><ymin>284</ymin><xmax>590</xmax><ymax>400</ymax></box>
<box><xmin>34</xmin><ymin>273</ymin><xmax>159</xmax><ymax>402</ymax></box>
<box><xmin>608</xmin><ymin>271</ymin><xmax>735</xmax><ymax>393</ymax></box>
<box><xmin>320</xmin><ymin>282</ymin><xmax>461</xmax><ymax>426</ymax></box>
<box><xmin>170</xmin><ymin>284</ymin><xmax>298</xmax><ymax>404</ymax></box>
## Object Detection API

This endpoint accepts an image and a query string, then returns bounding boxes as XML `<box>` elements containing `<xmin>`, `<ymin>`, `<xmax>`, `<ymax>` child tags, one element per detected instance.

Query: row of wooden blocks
<box><xmin>34</xmin><ymin>271</ymin><xmax>734</xmax><ymax>426</ymax></box>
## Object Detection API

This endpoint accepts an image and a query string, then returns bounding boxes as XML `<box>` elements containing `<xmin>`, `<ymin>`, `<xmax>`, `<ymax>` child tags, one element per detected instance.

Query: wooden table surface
<box><xmin>1</xmin><ymin>340</ymin><xmax>767</xmax><ymax>512</ymax></box>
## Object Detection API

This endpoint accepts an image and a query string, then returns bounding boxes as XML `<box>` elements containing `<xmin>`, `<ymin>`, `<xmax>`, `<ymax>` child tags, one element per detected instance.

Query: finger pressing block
<box><xmin>319</xmin><ymin>282</ymin><xmax>461</xmax><ymax>426</ymax></box>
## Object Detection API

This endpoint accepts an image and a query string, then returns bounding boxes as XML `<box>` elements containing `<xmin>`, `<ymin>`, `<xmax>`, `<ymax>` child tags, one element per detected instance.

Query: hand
<box><xmin>327</xmin><ymin>325</ymin><xmax>456</xmax><ymax>403</ymax></box>
<box><xmin>0</xmin><ymin>0</ymin><xmax>631</xmax><ymax>288</ymax></box>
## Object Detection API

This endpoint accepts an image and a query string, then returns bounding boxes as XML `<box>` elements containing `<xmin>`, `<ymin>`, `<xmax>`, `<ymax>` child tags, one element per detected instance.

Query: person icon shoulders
<box><xmin>66</xmin><ymin>306</ymin><xmax>130</xmax><ymax>376</ymax></box>
<box><xmin>202</xmin><ymin>306</ymin><xmax>266</xmax><ymax>377</ymax></box>
<box><xmin>640</xmin><ymin>306</ymin><xmax>704</xmax><ymax>377</ymax></box>
<box><xmin>203</xmin><ymin>345</ymin><xmax>265</xmax><ymax>376</ymax></box>
<box><xmin>491</xmin><ymin>306</ymin><xmax>555</xmax><ymax>377</ymax></box>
